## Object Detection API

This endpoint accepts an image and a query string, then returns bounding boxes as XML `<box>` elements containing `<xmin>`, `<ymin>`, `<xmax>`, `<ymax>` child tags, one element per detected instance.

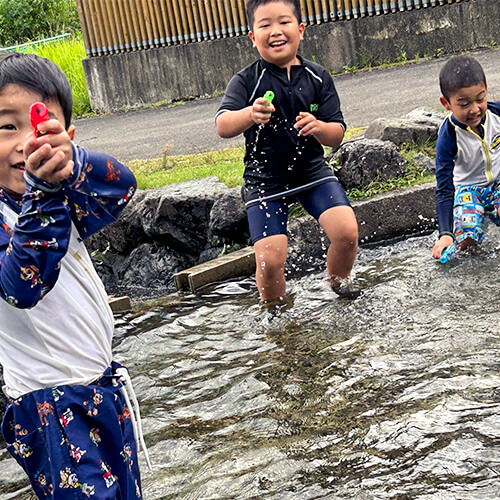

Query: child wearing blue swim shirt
<box><xmin>0</xmin><ymin>52</ymin><xmax>148</xmax><ymax>498</ymax></box>
<box><xmin>433</xmin><ymin>55</ymin><xmax>500</xmax><ymax>260</ymax></box>
<box><xmin>216</xmin><ymin>0</ymin><xmax>360</xmax><ymax>303</ymax></box>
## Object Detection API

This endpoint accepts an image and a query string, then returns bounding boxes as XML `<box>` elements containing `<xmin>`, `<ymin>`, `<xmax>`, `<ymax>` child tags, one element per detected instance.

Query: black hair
<box><xmin>0</xmin><ymin>52</ymin><xmax>73</xmax><ymax>128</ymax></box>
<box><xmin>246</xmin><ymin>0</ymin><xmax>302</xmax><ymax>30</ymax></box>
<box><xmin>439</xmin><ymin>55</ymin><xmax>486</xmax><ymax>101</ymax></box>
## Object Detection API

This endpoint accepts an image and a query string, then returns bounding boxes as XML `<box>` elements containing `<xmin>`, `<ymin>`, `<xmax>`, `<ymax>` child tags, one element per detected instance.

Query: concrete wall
<box><xmin>83</xmin><ymin>0</ymin><xmax>500</xmax><ymax>113</ymax></box>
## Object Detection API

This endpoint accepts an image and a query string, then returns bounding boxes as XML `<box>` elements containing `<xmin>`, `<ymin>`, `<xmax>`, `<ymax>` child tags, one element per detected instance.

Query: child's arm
<box><xmin>0</xmin><ymin>118</ymin><xmax>80</xmax><ymax>307</ymax></box>
<box><xmin>0</xmin><ymin>189</ymin><xmax>73</xmax><ymax>308</ymax></box>
<box><xmin>432</xmin><ymin>120</ymin><xmax>457</xmax><ymax>259</ymax></box>
<box><xmin>61</xmin><ymin>147</ymin><xmax>136</xmax><ymax>239</ymax></box>
<box><xmin>294</xmin><ymin>112</ymin><xmax>344</xmax><ymax>148</ymax></box>
<box><xmin>295</xmin><ymin>68</ymin><xmax>345</xmax><ymax>148</ymax></box>
<box><xmin>216</xmin><ymin>73</ymin><xmax>276</xmax><ymax>138</ymax></box>
<box><xmin>216</xmin><ymin>97</ymin><xmax>275</xmax><ymax>138</ymax></box>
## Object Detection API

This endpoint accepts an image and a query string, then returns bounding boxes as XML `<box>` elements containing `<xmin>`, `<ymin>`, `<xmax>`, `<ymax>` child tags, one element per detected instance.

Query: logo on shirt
<box><xmin>310</xmin><ymin>103</ymin><xmax>319</xmax><ymax>112</ymax></box>
<box><xmin>491</xmin><ymin>133</ymin><xmax>500</xmax><ymax>151</ymax></box>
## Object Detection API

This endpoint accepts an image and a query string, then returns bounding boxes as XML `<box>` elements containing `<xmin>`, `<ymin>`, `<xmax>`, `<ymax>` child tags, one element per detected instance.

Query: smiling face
<box><xmin>0</xmin><ymin>84</ymin><xmax>66</xmax><ymax>196</ymax></box>
<box><xmin>440</xmin><ymin>82</ymin><xmax>488</xmax><ymax>134</ymax></box>
<box><xmin>248</xmin><ymin>0</ymin><xmax>305</xmax><ymax>72</ymax></box>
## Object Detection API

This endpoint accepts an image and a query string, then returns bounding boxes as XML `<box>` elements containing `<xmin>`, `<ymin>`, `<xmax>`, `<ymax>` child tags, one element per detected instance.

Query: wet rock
<box><xmin>329</xmin><ymin>138</ymin><xmax>406</xmax><ymax>190</ymax></box>
<box><xmin>139</xmin><ymin>178</ymin><xmax>229</xmax><ymax>255</ymax></box>
<box><xmin>287</xmin><ymin>215</ymin><xmax>326</xmax><ymax>273</ymax></box>
<box><xmin>118</xmin><ymin>242</ymin><xmax>192</xmax><ymax>298</ymax></box>
<box><xmin>198</xmin><ymin>247</ymin><xmax>224</xmax><ymax>264</ymax></box>
<box><xmin>208</xmin><ymin>187</ymin><xmax>249</xmax><ymax>245</ymax></box>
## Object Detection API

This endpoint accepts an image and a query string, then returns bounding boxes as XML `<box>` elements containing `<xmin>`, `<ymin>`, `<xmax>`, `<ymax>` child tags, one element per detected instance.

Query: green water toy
<box><xmin>263</xmin><ymin>91</ymin><xmax>275</xmax><ymax>103</ymax></box>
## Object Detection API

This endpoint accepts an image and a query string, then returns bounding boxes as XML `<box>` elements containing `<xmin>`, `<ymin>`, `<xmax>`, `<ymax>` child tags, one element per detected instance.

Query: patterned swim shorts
<box><xmin>453</xmin><ymin>180</ymin><xmax>500</xmax><ymax>244</ymax></box>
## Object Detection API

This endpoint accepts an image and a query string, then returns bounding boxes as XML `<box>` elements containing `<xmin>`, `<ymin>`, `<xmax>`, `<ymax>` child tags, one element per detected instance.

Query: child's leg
<box><xmin>317</xmin><ymin>205</ymin><xmax>358</xmax><ymax>282</ymax></box>
<box><xmin>298</xmin><ymin>180</ymin><xmax>358</xmax><ymax>284</ymax></box>
<box><xmin>254</xmin><ymin>234</ymin><xmax>288</xmax><ymax>301</ymax></box>
<box><xmin>247</xmin><ymin>200</ymin><xmax>289</xmax><ymax>302</ymax></box>
<box><xmin>486</xmin><ymin>178</ymin><xmax>500</xmax><ymax>224</ymax></box>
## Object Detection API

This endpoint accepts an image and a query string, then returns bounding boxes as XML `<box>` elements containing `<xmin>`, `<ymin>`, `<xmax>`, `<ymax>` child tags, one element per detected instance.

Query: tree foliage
<box><xmin>0</xmin><ymin>0</ymin><xmax>80</xmax><ymax>47</ymax></box>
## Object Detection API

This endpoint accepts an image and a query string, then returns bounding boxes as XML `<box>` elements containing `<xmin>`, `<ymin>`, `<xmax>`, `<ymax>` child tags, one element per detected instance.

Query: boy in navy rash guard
<box><xmin>216</xmin><ymin>0</ymin><xmax>360</xmax><ymax>304</ymax></box>
<box><xmin>432</xmin><ymin>55</ymin><xmax>500</xmax><ymax>260</ymax></box>
<box><xmin>0</xmin><ymin>52</ymin><xmax>148</xmax><ymax>498</ymax></box>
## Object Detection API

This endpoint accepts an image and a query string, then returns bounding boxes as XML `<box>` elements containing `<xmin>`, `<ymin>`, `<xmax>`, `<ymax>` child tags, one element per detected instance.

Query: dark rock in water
<box><xmin>287</xmin><ymin>215</ymin><xmax>327</xmax><ymax>273</ymax></box>
<box><xmin>117</xmin><ymin>242</ymin><xmax>192</xmax><ymax>299</ymax></box>
<box><xmin>140</xmin><ymin>178</ymin><xmax>229</xmax><ymax>255</ymax></box>
<box><xmin>329</xmin><ymin>138</ymin><xmax>406</xmax><ymax>190</ymax></box>
<box><xmin>208</xmin><ymin>187</ymin><xmax>249</xmax><ymax>245</ymax></box>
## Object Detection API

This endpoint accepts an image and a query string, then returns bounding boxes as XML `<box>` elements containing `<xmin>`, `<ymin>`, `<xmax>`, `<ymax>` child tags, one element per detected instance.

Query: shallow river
<box><xmin>1</xmin><ymin>229</ymin><xmax>500</xmax><ymax>499</ymax></box>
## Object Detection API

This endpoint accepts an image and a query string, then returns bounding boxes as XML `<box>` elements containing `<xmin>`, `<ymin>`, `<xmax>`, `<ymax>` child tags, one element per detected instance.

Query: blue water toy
<box><xmin>439</xmin><ymin>243</ymin><xmax>456</xmax><ymax>264</ymax></box>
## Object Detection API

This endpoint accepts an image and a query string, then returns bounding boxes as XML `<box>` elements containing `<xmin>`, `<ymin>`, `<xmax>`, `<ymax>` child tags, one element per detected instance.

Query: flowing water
<box><xmin>1</xmin><ymin>228</ymin><xmax>500</xmax><ymax>499</ymax></box>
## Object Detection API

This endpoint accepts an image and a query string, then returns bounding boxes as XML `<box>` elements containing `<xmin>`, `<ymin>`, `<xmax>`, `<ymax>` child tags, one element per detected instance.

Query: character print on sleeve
<box><xmin>118</xmin><ymin>184</ymin><xmax>136</xmax><ymax>206</ymax></box>
<box><xmin>11</xmin><ymin>440</ymin><xmax>34</xmax><ymax>458</ymax></box>
<box><xmin>59</xmin><ymin>467</ymin><xmax>80</xmax><ymax>489</ymax></box>
<box><xmin>51</xmin><ymin>387</ymin><xmax>65</xmax><ymax>402</ymax></box>
<box><xmin>121</xmin><ymin>442</ymin><xmax>134</xmax><ymax>472</ymax></box>
<box><xmin>69</xmin><ymin>443</ymin><xmax>87</xmax><ymax>463</ymax></box>
<box><xmin>59</xmin><ymin>408</ymin><xmax>74</xmax><ymax>427</ymax></box>
<box><xmin>118</xmin><ymin>404</ymin><xmax>131</xmax><ymax>424</ymax></box>
<box><xmin>74</xmin><ymin>203</ymin><xmax>89</xmax><ymax>221</ymax></box>
<box><xmin>20</xmin><ymin>265</ymin><xmax>42</xmax><ymax>288</ymax></box>
<box><xmin>23</xmin><ymin>238</ymin><xmax>58</xmax><ymax>250</ymax></box>
<box><xmin>104</xmin><ymin>159</ymin><xmax>121</xmax><ymax>182</ymax></box>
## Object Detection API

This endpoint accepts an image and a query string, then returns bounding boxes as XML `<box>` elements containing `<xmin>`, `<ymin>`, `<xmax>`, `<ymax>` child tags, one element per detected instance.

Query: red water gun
<box><xmin>30</xmin><ymin>102</ymin><xmax>50</xmax><ymax>138</ymax></box>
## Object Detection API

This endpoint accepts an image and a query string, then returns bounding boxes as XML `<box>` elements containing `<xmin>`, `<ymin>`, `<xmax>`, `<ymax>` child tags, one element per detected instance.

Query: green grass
<box><xmin>128</xmin><ymin>127</ymin><xmax>435</xmax><ymax>201</ymax></box>
<box><xmin>129</xmin><ymin>127</ymin><xmax>367</xmax><ymax>190</ymax></box>
<box><xmin>23</xmin><ymin>34</ymin><xmax>92</xmax><ymax>117</ymax></box>
<box><xmin>129</xmin><ymin>147</ymin><xmax>246</xmax><ymax>190</ymax></box>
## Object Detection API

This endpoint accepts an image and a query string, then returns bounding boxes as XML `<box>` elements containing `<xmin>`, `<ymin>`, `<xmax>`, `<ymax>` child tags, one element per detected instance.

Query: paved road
<box><xmin>75</xmin><ymin>48</ymin><xmax>500</xmax><ymax>163</ymax></box>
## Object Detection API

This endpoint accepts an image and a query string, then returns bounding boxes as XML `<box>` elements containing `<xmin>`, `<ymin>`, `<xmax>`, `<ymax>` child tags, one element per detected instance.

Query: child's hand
<box><xmin>250</xmin><ymin>97</ymin><xmax>275</xmax><ymax>125</ymax></box>
<box><xmin>23</xmin><ymin>119</ymin><xmax>74</xmax><ymax>184</ymax></box>
<box><xmin>432</xmin><ymin>235</ymin><xmax>454</xmax><ymax>259</ymax></box>
<box><xmin>294</xmin><ymin>112</ymin><xmax>320</xmax><ymax>136</ymax></box>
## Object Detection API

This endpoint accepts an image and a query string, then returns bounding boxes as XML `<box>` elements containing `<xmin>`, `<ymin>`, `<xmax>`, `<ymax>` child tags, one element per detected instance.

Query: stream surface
<box><xmin>1</xmin><ymin>229</ymin><xmax>500</xmax><ymax>499</ymax></box>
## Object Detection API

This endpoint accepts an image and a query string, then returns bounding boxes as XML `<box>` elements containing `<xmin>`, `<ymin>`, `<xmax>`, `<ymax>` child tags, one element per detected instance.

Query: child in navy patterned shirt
<box><xmin>0</xmin><ymin>52</ymin><xmax>148</xmax><ymax>498</ymax></box>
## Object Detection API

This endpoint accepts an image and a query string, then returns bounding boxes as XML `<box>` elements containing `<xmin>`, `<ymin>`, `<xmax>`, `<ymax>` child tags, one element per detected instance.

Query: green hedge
<box><xmin>0</xmin><ymin>0</ymin><xmax>80</xmax><ymax>47</ymax></box>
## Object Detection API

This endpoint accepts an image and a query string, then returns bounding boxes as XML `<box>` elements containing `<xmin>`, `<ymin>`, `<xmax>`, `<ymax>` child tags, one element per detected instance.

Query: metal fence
<box><xmin>76</xmin><ymin>0</ymin><xmax>466</xmax><ymax>56</ymax></box>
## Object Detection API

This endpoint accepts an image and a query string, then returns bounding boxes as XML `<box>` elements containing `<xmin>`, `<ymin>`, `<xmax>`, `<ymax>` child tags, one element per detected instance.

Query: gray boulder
<box><xmin>329</xmin><ymin>138</ymin><xmax>406</xmax><ymax>190</ymax></box>
<box><xmin>405</xmin><ymin>108</ymin><xmax>446</xmax><ymax>128</ymax></box>
<box><xmin>364</xmin><ymin>108</ymin><xmax>446</xmax><ymax>146</ymax></box>
<box><xmin>414</xmin><ymin>153</ymin><xmax>436</xmax><ymax>174</ymax></box>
